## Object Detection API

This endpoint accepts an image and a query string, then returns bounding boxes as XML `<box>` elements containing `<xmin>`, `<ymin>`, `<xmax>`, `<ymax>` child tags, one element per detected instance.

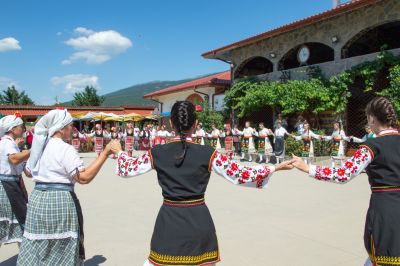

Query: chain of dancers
<box><xmin>0</xmin><ymin>97</ymin><xmax>399</xmax><ymax>266</ymax></box>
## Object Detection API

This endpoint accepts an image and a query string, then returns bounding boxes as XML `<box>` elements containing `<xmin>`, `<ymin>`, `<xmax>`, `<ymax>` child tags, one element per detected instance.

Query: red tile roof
<box><xmin>143</xmin><ymin>71</ymin><xmax>231</xmax><ymax>98</ymax></box>
<box><xmin>0</xmin><ymin>105</ymin><xmax>155</xmax><ymax>117</ymax></box>
<box><xmin>202</xmin><ymin>0</ymin><xmax>381</xmax><ymax>58</ymax></box>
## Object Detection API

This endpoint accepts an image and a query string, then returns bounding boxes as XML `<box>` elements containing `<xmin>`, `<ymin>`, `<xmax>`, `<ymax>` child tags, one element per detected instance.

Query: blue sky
<box><xmin>0</xmin><ymin>0</ymin><xmax>347</xmax><ymax>104</ymax></box>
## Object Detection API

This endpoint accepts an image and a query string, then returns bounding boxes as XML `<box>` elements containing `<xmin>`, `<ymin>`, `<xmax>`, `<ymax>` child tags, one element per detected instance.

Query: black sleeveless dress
<box><xmin>362</xmin><ymin>133</ymin><xmax>400</xmax><ymax>265</ymax></box>
<box><xmin>148</xmin><ymin>140</ymin><xmax>220</xmax><ymax>265</ymax></box>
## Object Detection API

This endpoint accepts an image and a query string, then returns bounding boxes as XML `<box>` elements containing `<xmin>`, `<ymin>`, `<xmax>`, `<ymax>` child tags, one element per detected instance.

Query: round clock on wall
<box><xmin>297</xmin><ymin>45</ymin><xmax>310</xmax><ymax>64</ymax></box>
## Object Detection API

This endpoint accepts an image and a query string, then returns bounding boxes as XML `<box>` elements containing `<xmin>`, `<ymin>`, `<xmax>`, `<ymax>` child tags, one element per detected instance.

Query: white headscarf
<box><xmin>0</xmin><ymin>115</ymin><xmax>24</xmax><ymax>138</ymax></box>
<box><xmin>27</xmin><ymin>109</ymin><xmax>73</xmax><ymax>173</ymax></box>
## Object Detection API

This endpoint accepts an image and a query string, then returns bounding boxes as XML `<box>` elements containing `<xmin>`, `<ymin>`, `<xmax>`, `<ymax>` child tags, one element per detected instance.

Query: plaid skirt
<box><xmin>17</xmin><ymin>189</ymin><xmax>83</xmax><ymax>266</ymax></box>
<box><xmin>0</xmin><ymin>182</ymin><xmax>23</xmax><ymax>244</ymax></box>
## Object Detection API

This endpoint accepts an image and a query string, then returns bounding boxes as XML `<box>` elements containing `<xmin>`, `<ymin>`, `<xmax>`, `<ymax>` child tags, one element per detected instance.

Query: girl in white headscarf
<box><xmin>17</xmin><ymin>109</ymin><xmax>112</xmax><ymax>266</ymax></box>
<box><xmin>0</xmin><ymin>114</ymin><xmax>30</xmax><ymax>247</ymax></box>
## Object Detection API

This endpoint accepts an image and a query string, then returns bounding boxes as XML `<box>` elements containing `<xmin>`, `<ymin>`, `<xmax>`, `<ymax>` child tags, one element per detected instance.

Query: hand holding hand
<box><xmin>291</xmin><ymin>155</ymin><xmax>310</xmax><ymax>173</ymax></box>
<box><xmin>110</xmin><ymin>139</ymin><xmax>123</xmax><ymax>154</ymax></box>
<box><xmin>275</xmin><ymin>159</ymin><xmax>295</xmax><ymax>171</ymax></box>
<box><xmin>15</xmin><ymin>138</ymin><xmax>24</xmax><ymax>147</ymax></box>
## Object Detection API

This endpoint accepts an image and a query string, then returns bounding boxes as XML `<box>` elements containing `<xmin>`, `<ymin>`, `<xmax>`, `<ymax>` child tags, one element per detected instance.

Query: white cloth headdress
<box><xmin>0</xmin><ymin>115</ymin><xmax>23</xmax><ymax>137</ymax></box>
<box><xmin>27</xmin><ymin>109</ymin><xmax>72</xmax><ymax>173</ymax></box>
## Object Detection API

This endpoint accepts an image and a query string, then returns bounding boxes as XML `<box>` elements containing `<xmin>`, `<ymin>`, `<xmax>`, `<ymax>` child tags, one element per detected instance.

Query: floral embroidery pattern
<box><xmin>212</xmin><ymin>152</ymin><xmax>272</xmax><ymax>188</ymax></box>
<box><xmin>314</xmin><ymin>147</ymin><xmax>372</xmax><ymax>183</ymax></box>
<box><xmin>117</xmin><ymin>151</ymin><xmax>153</xmax><ymax>177</ymax></box>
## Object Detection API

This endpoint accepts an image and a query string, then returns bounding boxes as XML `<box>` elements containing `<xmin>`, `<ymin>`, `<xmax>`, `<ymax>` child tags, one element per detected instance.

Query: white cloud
<box><xmin>62</xmin><ymin>27</ymin><xmax>132</xmax><ymax>64</ymax></box>
<box><xmin>51</xmin><ymin>74</ymin><xmax>99</xmax><ymax>94</ymax></box>
<box><xmin>0</xmin><ymin>37</ymin><xmax>21</xmax><ymax>52</ymax></box>
<box><xmin>0</xmin><ymin>76</ymin><xmax>20</xmax><ymax>89</ymax></box>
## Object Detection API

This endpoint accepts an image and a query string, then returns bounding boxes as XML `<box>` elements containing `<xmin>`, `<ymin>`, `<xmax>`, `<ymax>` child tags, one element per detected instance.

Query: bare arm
<box><xmin>9</xmin><ymin>150</ymin><xmax>30</xmax><ymax>165</ymax></box>
<box><xmin>74</xmin><ymin>145</ymin><xmax>111</xmax><ymax>184</ymax></box>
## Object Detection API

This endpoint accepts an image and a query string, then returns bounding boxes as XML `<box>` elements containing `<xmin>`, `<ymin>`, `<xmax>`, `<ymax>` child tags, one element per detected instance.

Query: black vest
<box><xmin>150</xmin><ymin>140</ymin><xmax>216</xmax><ymax>200</ymax></box>
<box><xmin>364</xmin><ymin>134</ymin><xmax>400</xmax><ymax>187</ymax></box>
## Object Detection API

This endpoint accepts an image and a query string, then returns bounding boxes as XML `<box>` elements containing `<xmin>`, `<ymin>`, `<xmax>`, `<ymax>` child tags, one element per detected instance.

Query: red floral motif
<box><xmin>337</xmin><ymin>168</ymin><xmax>345</xmax><ymax>176</ymax></box>
<box><xmin>231</xmin><ymin>163</ymin><xmax>239</xmax><ymax>171</ymax></box>
<box><xmin>345</xmin><ymin>161</ymin><xmax>353</xmax><ymax>169</ymax></box>
<box><xmin>241</xmin><ymin>171</ymin><xmax>250</xmax><ymax>179</ymax></box>
<box><xmin>323</xmin><ymin>168</ymin><xmax>331</xmax><ymax>176</ymax></box>
<box><xmin>220</xmin><ymin>155</ymin><xmax>228</xmax><ymax>162</ymax></box>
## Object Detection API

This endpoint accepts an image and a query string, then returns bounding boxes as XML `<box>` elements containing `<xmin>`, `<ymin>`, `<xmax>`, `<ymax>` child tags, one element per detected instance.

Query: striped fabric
<box><xmin>17</xmin><ymin>189</ymin><xmax>82</xmax><ymax>266</ymax></box>
<box><xmin>0</xmin><ymin>182</ymin><xmax>22</xmax><ymax>244</ymax></box>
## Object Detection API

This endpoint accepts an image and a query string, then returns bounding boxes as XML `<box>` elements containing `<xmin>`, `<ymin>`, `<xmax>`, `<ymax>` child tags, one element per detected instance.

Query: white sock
<box><xmin>259</xmin><ymin>154</ymin><xmax>263</xmax><ymax>160</ymax></box>
<box><xmin>241</xmin><ymin>153</ymin><xmax>245</xmax><ymax>159</ymax></box>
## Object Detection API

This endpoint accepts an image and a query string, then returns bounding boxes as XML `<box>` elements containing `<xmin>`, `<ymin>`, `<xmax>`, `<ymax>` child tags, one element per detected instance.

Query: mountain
<box><xmin>63</xmin><ymin>73</ymin><xmax>219</xmax><ymax>106</ymax></box>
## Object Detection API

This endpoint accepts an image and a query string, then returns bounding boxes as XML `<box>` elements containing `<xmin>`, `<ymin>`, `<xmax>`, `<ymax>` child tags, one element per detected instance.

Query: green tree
<box><xmin>196</xmin><ymin>101</ymin><xmax>224</xmax><ymax>131</ymax></box>
<box><xmin>0</xmin><ymin>86</ymin><xmax>34</xmax><ymax>105</ymax></box>
<box><xmin>378</xmin><ymin>65</ymin><xmax>400</xmax><ymax>115</ymax></box>
<box><xmin>72</xmin><ymin>86</ymin><xmax>105</xmax><ymax>106</ymax></box>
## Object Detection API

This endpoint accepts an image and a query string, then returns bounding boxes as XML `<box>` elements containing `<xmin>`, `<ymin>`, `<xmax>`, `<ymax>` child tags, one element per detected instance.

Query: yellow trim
<box><xmin>164</xmin><ymin>198</ymin><xmax>205</xmax><ymax>204</ymax></box>
<box><xmin>208</xmin><ymin>150</ymin><xmax>217</xmax><ymax>172</ymax></box>
<box><xmin>371</xmin><ymin>185</ymin><xmax>400</xmax><ymax>189</ymax></box>
<box><xmin>374</xmin><ymin>256</ymin><xmax>400</xmax><ymax>265</ymax></box>
<box><xmin>149</xmin><ymin>250</ymin><xmax>219</xmax><ymax>265</ymax></box>
<box><xmin>148</xmin><ymin>149</ymin><xmax>155</xmax><ymax>169</ymax></box>
<box><xmin>359</xmin><ymin>145</ymin><xmax>375</xmax><ymax>160</ymax></box>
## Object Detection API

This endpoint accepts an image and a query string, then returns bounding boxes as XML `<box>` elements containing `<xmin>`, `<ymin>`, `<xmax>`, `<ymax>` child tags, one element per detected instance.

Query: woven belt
<box><xmin>371</xmin><ymin>186</ymin><xmax>400</xmax><ymax>193</ymax></box>
<box><xmin>0</xmin><ymin>174</ymin><xmax>21</xmax><ymax>182</ymax></box>
<box><xmin>163</xmin><ymin>198</ymin><xmax>205</xmax><ymax>207</ymax></box>
<box><xmin>35</xmin><ymin>182</ymin><xmax>75</xmax><ymax>192</ymax></box>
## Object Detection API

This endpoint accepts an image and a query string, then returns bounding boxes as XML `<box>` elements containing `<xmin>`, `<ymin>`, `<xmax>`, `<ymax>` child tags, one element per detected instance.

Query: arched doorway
<box><xmin>342</xmin><ymin>21</ymin><xmax>400</xmax><ymax>58</ymax></box>
<box><xmin>278</xmin><ymin>42</ymin><xmax>334</xmax><ymax>70</ymax></box>
<box><xmin>234</xmin><ymin>56</ymin><xmax>273</xmax><ymax>79</ymax></box>
<box><xmin>186</xmin><ymin>93</ymin><xmax>204</xmax><ymax>105</ymax></box>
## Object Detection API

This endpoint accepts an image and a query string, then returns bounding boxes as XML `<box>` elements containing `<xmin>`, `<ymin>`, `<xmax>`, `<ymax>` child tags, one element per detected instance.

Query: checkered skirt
<box><xmin>0</xmin><ymin>182</ymin><xmax>23</xmax><ymax>244</ymax></box>
<box><xmin>17</xmin><ymin>189</ymin><xmax>83</xmax><ymax>266</ymax></box>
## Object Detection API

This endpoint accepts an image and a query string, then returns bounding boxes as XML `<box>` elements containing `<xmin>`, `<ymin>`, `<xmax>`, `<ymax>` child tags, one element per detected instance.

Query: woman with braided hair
<box><xmin>109</xmin><ymin>101</ymin><xmax>294</xmax><ymax>266</ymax></box>
<box><xmin>291</xmin><ymin>97</ymin><xmax>400</xmax><ymax>266</ymax></box>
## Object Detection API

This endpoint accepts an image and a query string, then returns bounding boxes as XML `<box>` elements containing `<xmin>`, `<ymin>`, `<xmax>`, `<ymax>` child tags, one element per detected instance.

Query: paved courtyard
<box><xmin>1</xmin><ymin>151</ymin><xmax>370</xmax><ymax>266</ymax></box>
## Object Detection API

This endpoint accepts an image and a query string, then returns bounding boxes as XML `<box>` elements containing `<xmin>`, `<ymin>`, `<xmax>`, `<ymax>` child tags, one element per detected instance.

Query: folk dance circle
<box><xmin>0</xmin><ymin>97</ymin><xmax>399</xmax><ymax>266</ymax></box>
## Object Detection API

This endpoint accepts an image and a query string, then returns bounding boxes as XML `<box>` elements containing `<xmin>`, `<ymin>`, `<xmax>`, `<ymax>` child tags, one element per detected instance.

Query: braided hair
<box><xmin>170</xmin><ymin>101</ymin><xmax>196</xmax><ymax>167</ymax></box>
<box><xmin>366</xmin><ymin>97</ymin><xmax>399</xmax><ymax>128</ymax></box>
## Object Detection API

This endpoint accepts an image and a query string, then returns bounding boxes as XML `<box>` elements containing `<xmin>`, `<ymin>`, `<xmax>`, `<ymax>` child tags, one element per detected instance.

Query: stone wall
<box><xmin>229</xmin><ymin>0</ymin><xmax>400</xmax><ymax>81</ymax></box>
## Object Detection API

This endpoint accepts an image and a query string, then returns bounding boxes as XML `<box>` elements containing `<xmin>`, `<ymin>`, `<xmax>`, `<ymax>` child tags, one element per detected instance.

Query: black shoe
<box><xmin>240</xmin><ymin>158</ymin><xmax>246</xmax><ymax>162</ymax></box>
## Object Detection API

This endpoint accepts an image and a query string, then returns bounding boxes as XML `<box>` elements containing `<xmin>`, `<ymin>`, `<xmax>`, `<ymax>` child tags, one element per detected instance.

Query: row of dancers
<box><xmin>0</xmin><ymin>97</ymin><xmax>399</xmax><ymax>266</ymax></box>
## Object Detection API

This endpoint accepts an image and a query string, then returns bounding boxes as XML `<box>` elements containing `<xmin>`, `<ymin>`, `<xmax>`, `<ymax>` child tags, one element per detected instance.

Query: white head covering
<box><xmin>0</xmin><ymin>115</ymin><xmax>24</xmax><ymax>137</ymax></box>
<box><xmin>27</xmin><ymin>109</ymin><xmax>73</xmax><ymax>173</ymax></box>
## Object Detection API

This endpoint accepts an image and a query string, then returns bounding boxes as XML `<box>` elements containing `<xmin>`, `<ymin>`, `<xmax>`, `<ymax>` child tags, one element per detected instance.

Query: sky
<box><xmin>0</xmin><ymin>0</ymin><xmax>348</xmax><ymax>105</ymax></box>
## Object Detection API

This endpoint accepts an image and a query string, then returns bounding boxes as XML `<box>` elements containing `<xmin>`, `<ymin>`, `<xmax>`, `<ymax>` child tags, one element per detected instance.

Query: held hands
<box><xmin>109</xmin><ymin>139</ymin><xmax>123</xmax><ymax>154</ymax></box>
<box><xmin>15</xmin><ymin>138</ymin><xmax>24</xmax><ymax>147</ymax></box>
<box><xmin>291</xmin><ymin>155</ymin><xmax>310</xmax><ymax>173</ymax></box>
<box><xmin>274</xmin><ymin>159</ymin><xmax>296</xmax><ymax>171</ymax></box>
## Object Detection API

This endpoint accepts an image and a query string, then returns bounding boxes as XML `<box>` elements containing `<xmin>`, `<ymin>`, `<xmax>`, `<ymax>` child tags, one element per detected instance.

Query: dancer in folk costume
<box><xmin>110</xmin><ymin>101</ymin><xmax>294</xmax><ymax>266</ymax></box>
<box><xmin>157</xmin><ymin>125</ymin><xmax>171</xmax><ymax>145</ymax></box>
<box><xmin>110</xmin><ymin>127</ymin><xmax>121</xmax><ymax>159</ymax></box>
<box><xmin>291</xmin><ymin>121</ymin><xmax>321</xmax><ymax>164</ymax></box>
<box><xmin>291</xmin><ymin>97</ymin><xmax>400</xmax><ymax>266</ymax></box>
<box><xmin>124</xmin><ymin>122</ymin><xmax>135</xmax><ymax>157</ymax></box>
<box><xmin>352</xmin><ymin>125</ymin><xmax>376</xmax><ymax>143</ymax></box>
<box><xmin>273</xmin><ymin>121</ymin><xmax>291</xmax><ymax>163</ymax></box>
<box><xmin>150</xmin><ymin>125</ymin><xmax>158</xmax><ymax>147</ymax></box>
<box><xmin>322</xmin><ymin>121</ymin><xmax>352</xmax><ymax>167</ymax></box>
<box><xmin>17</xmin><ymin>109</ymin><xmax>112</xmax><ymax>266</ymax></box>
<box><xmin>88</xmin><ymin>124</ymin><xmax>107</xmax><ymax>156</ymax></box>
<box><xmin>237</xmin><ymin>121</ymin><xmax>257</xmax><ymax>162</ymax></box>
<box><xmin>208</xmin><ymin>124</ymin><xmax>222</xmax><ymax>150</ymax></box>
<box><xmin>140</xmin><ymin>125</ymin><xmax>152</xmax><ymax>150</ymax></box>
<box><xmin>0</xmin><ymin>114</ymin><xmax>30</xmax><ymax>247</ymax></box>
<box><xmin>154</xmin><ymin>126</ymin><xmax>161</xmax><ymax>146</ymax></box>
<box><xmin>232</xmin><ymin>125</ymin><xmax>241</xmax><ymax>157</ymax></box>
<box><xmin>71</xmin><ymin>127</ymin><xmax>85</xmax><ymax>153</ymax></box>
<box><xmin>133</xmin><ymin>125</ymin><xmax>141</xmax><ymax>151</ymax></box>
<box><xmin>224</xmin><ymin>128</ymin><xmax>234</xmax><ymax>159</ymax></box>
<box><xmin>255</xmin><ymin>122</ymin><xmax>274</xmax><ymax>163</ymax></box>
<box><xmin>193</xmin><ymin>123</ymin><xmax>206</xmax><ymax>145</ymax></box>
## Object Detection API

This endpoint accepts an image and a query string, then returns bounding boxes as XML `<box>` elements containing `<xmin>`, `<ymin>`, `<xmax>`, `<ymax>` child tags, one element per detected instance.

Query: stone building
<box><xmin>202</xmin><ymin>0</ymin><xmax>400</xmax><ymax>136</ymax></box>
